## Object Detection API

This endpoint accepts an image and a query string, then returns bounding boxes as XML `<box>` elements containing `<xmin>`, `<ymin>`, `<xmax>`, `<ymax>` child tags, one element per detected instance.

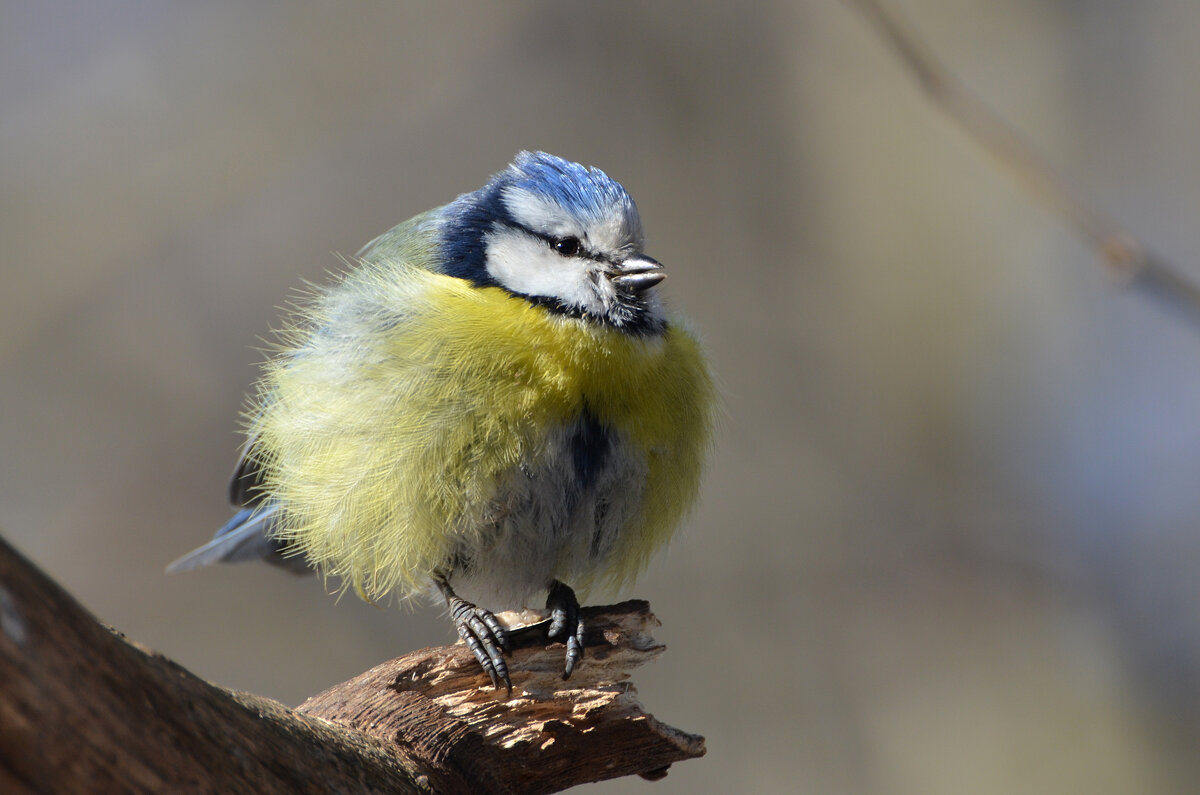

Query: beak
<box><xmin>610</xmin><ymin>255</ymin><xmax>666</xmax><ymax>292</ymax></box>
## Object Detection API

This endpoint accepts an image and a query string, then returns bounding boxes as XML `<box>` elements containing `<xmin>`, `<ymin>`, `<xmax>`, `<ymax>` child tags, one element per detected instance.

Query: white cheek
<box><xmin>484</xmin><ymin>229</ymin><xmax>605</xmax><ymax>313</ymax></box>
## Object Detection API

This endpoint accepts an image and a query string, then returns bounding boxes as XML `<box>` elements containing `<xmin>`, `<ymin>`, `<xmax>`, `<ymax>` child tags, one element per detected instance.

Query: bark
<box><xmin>0</xmin><ymin>536</ymin><xmax>703</xmax><ymax>793</ymax></box>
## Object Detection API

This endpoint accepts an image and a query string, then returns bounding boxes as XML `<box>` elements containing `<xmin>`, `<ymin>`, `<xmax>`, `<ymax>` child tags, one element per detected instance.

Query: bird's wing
<box><xmin>228</xmin><ymin>433</ymin><xmax>267</xmax><ymax>507</ymax></box>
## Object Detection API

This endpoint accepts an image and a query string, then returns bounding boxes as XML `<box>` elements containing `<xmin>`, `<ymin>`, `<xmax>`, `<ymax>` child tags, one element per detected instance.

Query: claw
<box><xmin>436</xmin><ymin>576</ymin><xmax>511</xmax><ymax>694</ymax></box>
<box><xmin>546</xmin><ymin>580</ymin><xmax>585</xmax><ymax>679</ymax></box>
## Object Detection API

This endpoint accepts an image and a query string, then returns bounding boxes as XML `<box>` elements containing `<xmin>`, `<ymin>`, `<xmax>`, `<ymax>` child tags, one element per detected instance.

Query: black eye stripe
<box><xmin>542</xmin><ymin>232</ymin><xmax>590</xmax><ymax>260</ymax></box>
<box><xmin>508</xmin><ymin>222</ymin><xmax>613</xmax><ymax>264</ymax></box>
<box><xmin>553</xmin><ymin>236</ymin><xmax>581</xmax><ymax>257</ymax></box>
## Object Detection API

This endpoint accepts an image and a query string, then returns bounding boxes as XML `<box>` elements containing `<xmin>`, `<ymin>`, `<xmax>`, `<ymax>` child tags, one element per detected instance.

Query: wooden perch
<box><xmin>0</xmin><ymin>535</ymin><xmax>704</xmax><ymax>793</ymax></box>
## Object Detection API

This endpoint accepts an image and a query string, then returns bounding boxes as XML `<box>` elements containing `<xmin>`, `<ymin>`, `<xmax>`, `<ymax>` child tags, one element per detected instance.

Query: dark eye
<box><xmin>553</xmin><ymin>236</ymin><xmax>581</xmax><ymax>257</ymax></box>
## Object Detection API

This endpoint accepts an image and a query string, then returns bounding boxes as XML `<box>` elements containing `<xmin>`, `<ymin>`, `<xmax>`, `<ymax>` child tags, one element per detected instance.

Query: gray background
<box><xmin>5</xmin><ymin>2</ymin><xmax>1200</xmax><ymax>792</ymax></box>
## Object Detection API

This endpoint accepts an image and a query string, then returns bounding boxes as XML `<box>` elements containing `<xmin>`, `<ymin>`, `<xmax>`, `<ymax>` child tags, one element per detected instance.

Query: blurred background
<box><xmin>4</xmin><ymin>1</ymin><xmax>1200</xmax><ymax>792</ymax></box>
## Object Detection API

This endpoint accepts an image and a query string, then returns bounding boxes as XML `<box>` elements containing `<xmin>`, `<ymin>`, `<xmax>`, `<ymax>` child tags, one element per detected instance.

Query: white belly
<box><xmin>445</xmin><ymin>411</ymin><xmax>648</xmax><ymax>608</ymax></box>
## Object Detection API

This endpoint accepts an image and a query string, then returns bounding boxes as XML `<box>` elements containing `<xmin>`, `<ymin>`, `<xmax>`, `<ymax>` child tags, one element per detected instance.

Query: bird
<box><xmin>168</xmin><ymin>152</ymin><xmax>715</xmax><ymax>692</ymax></box>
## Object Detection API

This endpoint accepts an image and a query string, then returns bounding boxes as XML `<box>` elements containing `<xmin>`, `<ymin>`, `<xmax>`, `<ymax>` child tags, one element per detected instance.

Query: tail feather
<box><xmin>166</xmin><ymin>504</ymin><xmax>310</xmax><ymax>575</ymax></box>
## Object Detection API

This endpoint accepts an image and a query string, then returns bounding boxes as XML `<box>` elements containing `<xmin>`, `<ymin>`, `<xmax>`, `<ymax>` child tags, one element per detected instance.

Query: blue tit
<box><xmin>169</xmin><ymin>152</ymin><xmax>715</xmax><ymax>691</ymax></box>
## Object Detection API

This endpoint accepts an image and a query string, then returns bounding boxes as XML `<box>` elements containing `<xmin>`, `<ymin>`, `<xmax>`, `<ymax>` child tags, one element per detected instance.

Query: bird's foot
<box><xmin>436</xmin><ymin>576</ymin><xmax>511</xmax><ymax>694</ymax></box>
<box><xmin>546</xmin><ymin>580</ymin><xmax>585</xmax><ymax>679</ymax></box>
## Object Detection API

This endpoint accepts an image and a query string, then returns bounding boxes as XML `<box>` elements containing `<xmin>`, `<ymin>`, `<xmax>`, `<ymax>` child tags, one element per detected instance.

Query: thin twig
<box><xmin>843</xmin><ymin>0</ymin><xmax>1200</xmax><ymax>324</ymax></box>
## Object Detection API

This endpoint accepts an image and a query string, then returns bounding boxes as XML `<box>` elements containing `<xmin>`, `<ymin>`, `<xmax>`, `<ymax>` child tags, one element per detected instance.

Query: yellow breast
<box><xmin>252</xmin><ymin>264</ymin><xmax>715</xmax><ymax>601</ymax></box>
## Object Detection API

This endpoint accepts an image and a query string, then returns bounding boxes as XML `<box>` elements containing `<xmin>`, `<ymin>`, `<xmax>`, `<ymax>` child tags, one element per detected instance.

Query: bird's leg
<box><xmin>434</xmin><ymin>574</ymin><xmax>511</xmax><ymax>694</ymax></box>
<box><xmin>546</xmin><ymin>580</ymin><xmax>585</xmax><ymax>679</ymax></box>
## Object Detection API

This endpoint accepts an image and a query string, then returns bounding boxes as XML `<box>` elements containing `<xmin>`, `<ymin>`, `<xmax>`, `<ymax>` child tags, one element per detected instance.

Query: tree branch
<box><xmin>0</xmin><ymin>535</ymin><xmax>703</xmax><ymax>793</ymax></box>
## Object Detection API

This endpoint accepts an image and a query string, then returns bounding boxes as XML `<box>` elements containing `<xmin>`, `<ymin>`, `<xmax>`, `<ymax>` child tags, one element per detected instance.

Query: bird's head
<box><xmin>439</xmin><ymin>152</ymin><xmax>666</xmax><ymax>334</ymax></box>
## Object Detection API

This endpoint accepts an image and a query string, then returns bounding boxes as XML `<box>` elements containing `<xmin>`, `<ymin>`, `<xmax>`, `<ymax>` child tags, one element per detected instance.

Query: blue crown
<box><xmin>503</xmin><ymin>151</ymin><xmax>637</xmax><ymax>225</ymax></box>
